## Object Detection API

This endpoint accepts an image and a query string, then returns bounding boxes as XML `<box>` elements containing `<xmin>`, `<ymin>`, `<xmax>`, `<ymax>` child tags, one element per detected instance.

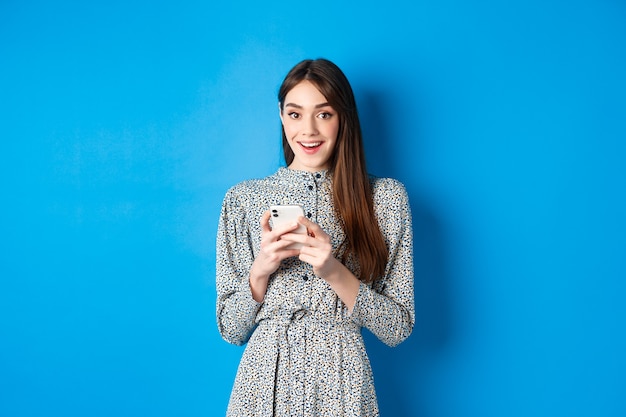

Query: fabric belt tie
<box><xmin>258</xmin><ymin>310</ymin><xmax>360</xmax><ymax>416</ymax></box>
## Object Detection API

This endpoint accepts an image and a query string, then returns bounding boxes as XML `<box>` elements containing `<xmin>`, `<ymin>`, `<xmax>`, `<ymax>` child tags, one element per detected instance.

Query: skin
<box><xmin>280</xmin><ymin>80</ymin><xmax>339</xmax><ymax>173</ymax></box>
<box><xmin>248</xmin><ymin>81</ymin><xmax>361</xmax><ymax>311</ymax></box>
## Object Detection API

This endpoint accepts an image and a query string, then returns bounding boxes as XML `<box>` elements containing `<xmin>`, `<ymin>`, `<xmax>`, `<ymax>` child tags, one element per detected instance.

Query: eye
<box><xmin>318</xmin><ymin>112</ymin><xmax>334</xmax><ymax>120</ymax></box>
<box><xmin>287</xmin><ymin>112</ymin><xmax>300</xmax><ymax>119</ymax></box>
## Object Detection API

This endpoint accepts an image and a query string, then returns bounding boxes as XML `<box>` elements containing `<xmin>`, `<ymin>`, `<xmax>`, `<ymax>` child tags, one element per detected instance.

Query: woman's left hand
<box><xmin>280</xmin><ymin>216</ymin><xmax>340</xmax><ymax>280</ymax></box>
<box><xmin>282</xmin><ymin>216</ymin><xmax>361</xmax><ymax>311</ymax></box>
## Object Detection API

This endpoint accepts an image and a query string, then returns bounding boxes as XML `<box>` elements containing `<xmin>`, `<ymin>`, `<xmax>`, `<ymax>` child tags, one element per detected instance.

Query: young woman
<box><xmin>216</xmin><ymin>58</ymin><xmax>414</xmax><ymax>416</ymax></box>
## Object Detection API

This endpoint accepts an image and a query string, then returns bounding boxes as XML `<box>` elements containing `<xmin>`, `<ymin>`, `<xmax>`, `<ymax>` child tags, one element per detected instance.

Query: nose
<box><xmin>301</xmin><ymin>115</ymin><xmax>319</xmax><ymax>136</ymax></box>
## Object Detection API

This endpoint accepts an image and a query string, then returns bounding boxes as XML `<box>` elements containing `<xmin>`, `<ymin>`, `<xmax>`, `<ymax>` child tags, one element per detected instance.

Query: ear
<box><xmin>278</xmin><ymin>102</ymin><xmax>284</xmax><ymax>124</ymax></box>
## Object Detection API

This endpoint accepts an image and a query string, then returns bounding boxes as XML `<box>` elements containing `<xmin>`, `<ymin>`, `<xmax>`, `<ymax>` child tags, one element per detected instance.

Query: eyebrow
<box><xmin>284</xmin><ymin>102</ymin><xmax>332</xmax><ymax>109</ymax></box>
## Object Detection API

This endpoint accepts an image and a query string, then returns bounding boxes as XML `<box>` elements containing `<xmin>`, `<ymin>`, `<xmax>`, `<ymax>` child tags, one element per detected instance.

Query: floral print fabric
<box><xmin>216</xmin><ymin>167</ymin><xmax>414</xmax><ymax>416</ymax></box>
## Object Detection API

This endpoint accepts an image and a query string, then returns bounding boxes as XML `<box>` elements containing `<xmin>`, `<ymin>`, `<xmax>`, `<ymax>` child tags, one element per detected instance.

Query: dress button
<box><xmin>315</xmin><ymin>173</ymin><xmax>321</xmax><ymax>179</ymax></box>
<box><xmin>302</xmin><ymin>275</ymin><xmax>309</xmax><ymax>281</ymax></box>
<box><xmin>308</xmin><ymin>185</ymin><xmax>313</xmax><ymax>191</ymax></box>
<box><xmin>307</xmin><ymin>212</ymin><xmax>312</xmax><ymax>218</ymax></box>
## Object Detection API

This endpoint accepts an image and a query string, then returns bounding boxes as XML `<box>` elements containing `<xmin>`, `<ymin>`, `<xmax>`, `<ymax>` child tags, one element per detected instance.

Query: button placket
<box><xmin>303</xmin><ymin>174</ymin><xmax>317</xmax><ymax>222</ymax></box>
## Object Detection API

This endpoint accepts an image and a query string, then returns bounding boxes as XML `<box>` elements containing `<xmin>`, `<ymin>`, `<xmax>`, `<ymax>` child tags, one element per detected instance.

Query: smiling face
<box><xmin>279</xmin><ymin>80</ymin><xmax>339</xmax><ymax>172</ymax></box>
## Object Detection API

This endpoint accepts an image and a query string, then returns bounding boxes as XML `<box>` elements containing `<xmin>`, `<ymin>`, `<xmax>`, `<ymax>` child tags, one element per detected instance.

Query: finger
<box><xmin>278</xmin><ymin>247</ymin><xmax>302</xmax><ymax>258</ymax></box>
<box><xmin>280</xmin><ymin>232</ymin><xmax>310</xmax><ymax>246</ymax></box>
<box><xmin>266</xmin><ymin>240</ymin><xmax>302</xmax><ymax>259</ymax></box>
<box><xmin>260</xmin><ymin>211</ymin><xmax>272</xmax><ymax>233</ymax></box>
<box><xmin>271</xmin><ymin>221</ymin><xmax>302</xmax><ymax>237</ymax></box>
<box><xmin>296</xmin><ymin>216</ymin><xmax>329</xmax><ymax>241</ymax></box>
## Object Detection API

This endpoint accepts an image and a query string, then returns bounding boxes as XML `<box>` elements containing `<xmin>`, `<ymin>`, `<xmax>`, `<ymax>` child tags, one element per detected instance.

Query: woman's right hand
<box><xmin>249</xmin><ymin>210</ymin><xmax>301</xmax><ymax>301</ymax></box>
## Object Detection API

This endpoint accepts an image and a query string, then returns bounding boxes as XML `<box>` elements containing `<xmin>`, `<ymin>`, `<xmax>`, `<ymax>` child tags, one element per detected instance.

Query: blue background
<box><xmin>1</xmin><ymin>1</ymin><xmax>625</xmax><ymax>416</ymax></box>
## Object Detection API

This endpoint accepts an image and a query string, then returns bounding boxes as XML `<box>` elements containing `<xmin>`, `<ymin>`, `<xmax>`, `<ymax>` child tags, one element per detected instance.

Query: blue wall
<box><xmin>1</xmin><ymin>1</ymin><xmax>625</xmax><ymax>416</ymax></box>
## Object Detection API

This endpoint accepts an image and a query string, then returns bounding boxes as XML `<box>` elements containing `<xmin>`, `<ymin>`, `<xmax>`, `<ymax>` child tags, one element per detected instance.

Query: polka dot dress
<box><xmin>216</xmin><ymin>167</ymin><xmax>414</xmax><ymax>417</ymax></box>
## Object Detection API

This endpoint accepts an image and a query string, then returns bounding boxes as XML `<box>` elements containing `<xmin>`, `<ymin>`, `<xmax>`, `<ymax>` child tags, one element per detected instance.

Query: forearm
<box><xmin>249</xmin><ymin>270</ymin><xmax>270</xmax><ymax>303</ymax></box>
<box><xmin>321</xmin><ymin>259</ymin><xmax>361</xmax><ymax>312</ymax></box>
<box><xmin>350</xmin><ymin>283</ymin><xmax>413</xmax><ymax>347</ymax></box>
<box><xmin>217</xmin><ymin>282</ymin><xmax>261</xmax><ymax>345</ymax></box>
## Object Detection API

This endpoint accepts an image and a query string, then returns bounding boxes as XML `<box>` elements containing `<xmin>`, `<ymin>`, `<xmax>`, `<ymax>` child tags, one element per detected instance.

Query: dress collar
<box><xmin>276</xmin><ymin>167</ymin><xmax>330</xmax><ymax>183</ymax></box>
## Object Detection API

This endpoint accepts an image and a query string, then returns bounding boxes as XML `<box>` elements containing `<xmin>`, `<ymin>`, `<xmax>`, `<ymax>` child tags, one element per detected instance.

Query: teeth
<box><xmin>301</xmin><ymin>142</ymin><xmax>321</xmax><ymax>148</ymax></box>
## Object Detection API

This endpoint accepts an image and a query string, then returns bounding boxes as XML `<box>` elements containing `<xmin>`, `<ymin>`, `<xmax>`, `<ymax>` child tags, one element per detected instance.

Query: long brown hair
<box><xmin>278</xmin><ymin>58</ymin><xmax>388</xmax><ymax>283</ymax></box>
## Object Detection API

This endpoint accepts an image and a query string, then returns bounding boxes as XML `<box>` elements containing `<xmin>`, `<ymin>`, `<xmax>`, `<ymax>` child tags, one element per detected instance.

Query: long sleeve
<box><xmin>349</xmin><ymin>179</ymin><xmax>415</xmax><ymax>347</ymax></box>
<box><xmin>216</xmin><ymin>188</ymin><xmax>261</xmax><ymax>346</ymax></box>
<box><xmin>219</xmin><ymin>169</ymin><xmax>412</xmax><ymax>415</ymax></box>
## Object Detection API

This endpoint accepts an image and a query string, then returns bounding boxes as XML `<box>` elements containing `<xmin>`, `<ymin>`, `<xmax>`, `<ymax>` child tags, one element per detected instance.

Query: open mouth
<box><xmin>299</xmin><ymin>141</ymin><xmax>322</xmax><ymax>150</ymax></box>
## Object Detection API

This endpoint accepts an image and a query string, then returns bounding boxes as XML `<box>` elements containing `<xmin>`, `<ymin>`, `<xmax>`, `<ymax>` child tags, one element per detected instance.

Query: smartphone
<box><xmin>269</xmin><ymin>205</ymin><xmax>307</xmax><ymax>250</ymax></box>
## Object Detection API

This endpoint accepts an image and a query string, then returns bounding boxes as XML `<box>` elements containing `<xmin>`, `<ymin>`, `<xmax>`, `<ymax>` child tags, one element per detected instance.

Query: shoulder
<box><xmin>370</xmin><ymin>176</ymin><xmax>411</xmax><ymax>226</ymax></box>
<box><xmin>225</xmin><ymin>178</ymin><xmax>264</xmax><ymax>197</ymax></box>
<box><xmin>370</xmin><ymin>176</ymin><xmax>412</xmax><ymax>238</ymax></box>
<box><xmin>370</xmin><ymin>176</ymin><xmax>409</xmax><ymax>204</ymax></box>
